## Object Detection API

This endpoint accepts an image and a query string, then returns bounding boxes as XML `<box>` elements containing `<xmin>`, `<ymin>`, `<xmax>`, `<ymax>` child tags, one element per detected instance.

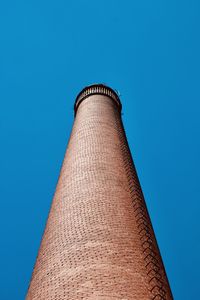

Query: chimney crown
<box><xmin>74</xmin><ymin>84</ymin><xmax>122</xmax><ymax>114</ymax></box>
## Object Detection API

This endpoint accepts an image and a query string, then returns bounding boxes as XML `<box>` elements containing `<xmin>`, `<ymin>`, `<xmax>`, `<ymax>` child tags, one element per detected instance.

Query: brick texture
<box><xmin>26</xmin><ymin>85</ymin><xmax>173</xmax><ymax>299</ymax></box>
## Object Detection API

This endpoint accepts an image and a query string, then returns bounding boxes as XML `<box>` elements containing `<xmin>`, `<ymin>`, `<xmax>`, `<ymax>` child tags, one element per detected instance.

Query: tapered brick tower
<box><xmin>26</xmin><ymin>84</ymin><xmax>173</xmax><ymax>299</ymax></box>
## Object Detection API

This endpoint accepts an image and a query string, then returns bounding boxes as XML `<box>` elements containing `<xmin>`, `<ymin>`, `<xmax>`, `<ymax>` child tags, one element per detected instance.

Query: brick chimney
<box><xmin>26</xmin><ymin>84</ymin><xmax>173</xmax><ymax>299</ymax></box>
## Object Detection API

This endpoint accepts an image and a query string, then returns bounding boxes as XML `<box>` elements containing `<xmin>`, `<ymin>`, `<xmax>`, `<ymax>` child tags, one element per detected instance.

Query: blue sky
<box><xmin>0</xmin><ymin>1</ymin><xmax>200</xmax><ymax>299</ymax></box>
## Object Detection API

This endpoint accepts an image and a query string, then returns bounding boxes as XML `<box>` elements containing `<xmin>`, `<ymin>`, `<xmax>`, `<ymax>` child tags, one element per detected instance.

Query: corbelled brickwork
<box><xmin>26</xmin><ymin>84</ymin><xmax>173</xmax><ymax>299</ymax></box>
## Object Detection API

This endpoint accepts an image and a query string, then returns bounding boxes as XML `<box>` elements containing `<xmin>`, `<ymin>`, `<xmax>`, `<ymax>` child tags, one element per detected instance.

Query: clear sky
<box><xmin>1</xmin><ymin>1</ymin><xmax>200</xmax><ymax>299</ymax></box>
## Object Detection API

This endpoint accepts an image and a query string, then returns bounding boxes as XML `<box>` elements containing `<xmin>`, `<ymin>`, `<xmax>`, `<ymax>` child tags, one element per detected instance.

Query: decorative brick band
<box><xmin>113</xmin><ymin>110</ymin><xmax>173</xmax><ymax>300</ymax></box>
<box><xmin>74</xmin><ymin>84</ymin><xmax>122</xmax><ymax>115</ymax></box>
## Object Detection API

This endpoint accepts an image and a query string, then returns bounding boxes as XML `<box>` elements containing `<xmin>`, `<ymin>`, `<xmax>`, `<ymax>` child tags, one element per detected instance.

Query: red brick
<box><xmin>26</xmin><ymin>84</ymin><xmax>173</xmax><ymax>300</ymax></box>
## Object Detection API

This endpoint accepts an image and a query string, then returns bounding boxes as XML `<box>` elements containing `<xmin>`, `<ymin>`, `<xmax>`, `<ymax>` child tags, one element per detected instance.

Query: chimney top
<box><xmin>74</xmin><ymin>84</ymin><xmax>122</xmax><ymax>115</ymax></box>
